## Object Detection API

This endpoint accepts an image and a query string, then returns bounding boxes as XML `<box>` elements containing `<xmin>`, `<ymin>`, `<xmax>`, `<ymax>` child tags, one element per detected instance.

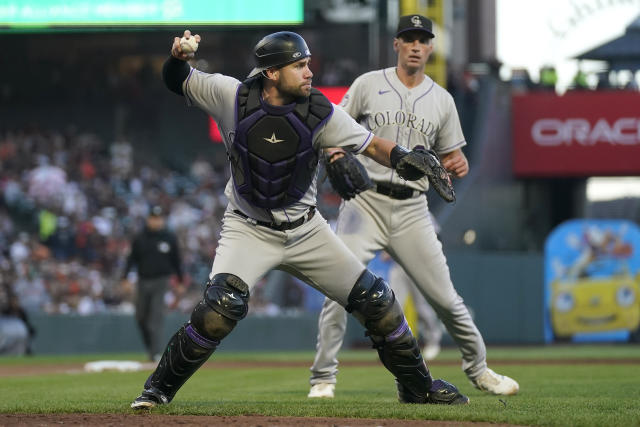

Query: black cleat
<box><xmin>130</xmin><ymin>387</ymin><xmax>169</xmax><ymax>409</ymax></box>
<box><xmin>426</xmin><ymin>379</ymin><xmax>470</xmax><ymax>405</ymax></box>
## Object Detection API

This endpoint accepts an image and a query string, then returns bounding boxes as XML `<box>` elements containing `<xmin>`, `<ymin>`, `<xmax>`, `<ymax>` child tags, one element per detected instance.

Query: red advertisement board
<box><xmin>209</xmin><ymin>86</ymin><xmax>349</xmax><ymax>143</ymax></box>
<box><xmin>512</xmin><ymin>92</ymin><xmax>640</xmax><ymax>177</ymax></box>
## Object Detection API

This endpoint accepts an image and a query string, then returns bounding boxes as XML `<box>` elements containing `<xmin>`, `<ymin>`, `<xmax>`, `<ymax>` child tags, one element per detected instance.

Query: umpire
<box><xmin>123</xmin><ymin>205</ymin><xmax>183</xmax><ymax>362</ymax></box>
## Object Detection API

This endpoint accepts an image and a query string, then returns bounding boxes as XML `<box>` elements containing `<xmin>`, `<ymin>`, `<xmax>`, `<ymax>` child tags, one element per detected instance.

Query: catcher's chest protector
<box><xmin>230</xmin><ymin>78</ymin><xmax>333</xmax><ymax>209</ymax></box>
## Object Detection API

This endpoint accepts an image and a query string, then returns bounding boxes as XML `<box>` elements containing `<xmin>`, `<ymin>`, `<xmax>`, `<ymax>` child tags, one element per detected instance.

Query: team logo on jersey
<box><xmin>340</xmin><ymin>94</ymin><xmax>350</xmax><ymax>107</ymax></box>
<box><xmin>378</xmin><ymin>89</ymin><xmax>390</xmax><ymax>95</ymax></box>
<box><xmin>411</xmin><ymin>15</ymin><xmax>423</xmax><ymax>27</ymax></box>
<box><xmin>263</xmin><ymin>132</ymin><xmax>284</xmax><ymax>144</ymax></box>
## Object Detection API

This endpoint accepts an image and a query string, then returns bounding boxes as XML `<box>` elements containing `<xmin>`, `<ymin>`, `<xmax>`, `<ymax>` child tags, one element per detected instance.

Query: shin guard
<box><xmin>144</xmin><ymin>323</ymin><xmax>218</xmax><ymax>402</ymax></box>
<box><xmin>346</xmin><ymin>269</ymin><xmax>432</xmax><ymax>403</ymax></box>
<box><xmin>142</xmin><ymin>273</ymin><xmax>250</xmax><ymax>402</ymax></box>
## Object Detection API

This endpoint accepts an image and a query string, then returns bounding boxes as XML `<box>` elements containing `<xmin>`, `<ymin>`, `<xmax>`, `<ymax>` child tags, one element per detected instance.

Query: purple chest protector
<box><xmin>229</xmin><ymin>78</ymin><xmax>333</xmax><ymax>209</ymax></box>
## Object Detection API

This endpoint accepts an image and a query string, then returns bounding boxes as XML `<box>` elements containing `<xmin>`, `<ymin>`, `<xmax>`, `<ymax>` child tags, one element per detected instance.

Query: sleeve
<box><xmin>435</xmin><ymin>93</ymin><xmax>467</xmax><ymax>155</ymax></box>
<box><xmin>315</xmin><ymin>105</ymin><xmax>373</xmax><ymax>154</ymax></box>
<box><xmin>162</xmin><ymin>56</ymin><xmax>190</xmax><ymax>96</ymax></box>
<box><xmin>338</xmin><ymin>75</ymin><xmax>366</xmax><ymax>119</ymax></box>
<box><xmin>122</xmin><ymin>238</ymin><xmax>138</xmax><ymax>279</ymax></box>
<box><xmin>182</xmin><ymin>70</ymin><xmax>241</xmax><ymax>121</ymax></box>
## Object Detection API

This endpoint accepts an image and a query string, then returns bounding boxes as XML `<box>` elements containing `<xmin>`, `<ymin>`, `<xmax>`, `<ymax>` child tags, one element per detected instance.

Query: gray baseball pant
<box><xmin>309</xmin><ymin>191</ymin><xmax>487</xmax><ymax>385</ymax></box>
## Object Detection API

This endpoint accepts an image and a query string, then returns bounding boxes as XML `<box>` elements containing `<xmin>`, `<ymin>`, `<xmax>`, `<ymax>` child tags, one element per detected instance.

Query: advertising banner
<box><xmin>544</xmin><ymin>219</ymin><xmax>640</xmax><ymax>342</ymax></box>
<box><xmin>512</xmin><ymin>92</ymin><xmax>640</xmax><ymax>176</ymax></box>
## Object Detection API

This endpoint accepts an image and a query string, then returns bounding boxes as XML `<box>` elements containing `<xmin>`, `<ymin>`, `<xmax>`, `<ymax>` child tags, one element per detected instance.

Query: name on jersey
<box><xmin>366</xmin><ymin>110</ymin><xmax>437</xmax><ymax>141</ymax></box>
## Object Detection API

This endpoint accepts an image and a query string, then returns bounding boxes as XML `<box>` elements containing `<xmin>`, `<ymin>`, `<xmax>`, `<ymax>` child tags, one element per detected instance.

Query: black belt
<box><xmin>374</xmin><ymin>181</ymin><xmax>423</xmax><ymax>200</ymax></box>
<box><xmin>233</xmin><ymin>207</ymin><xmax>316</xmax><ymax>231</ymax></box>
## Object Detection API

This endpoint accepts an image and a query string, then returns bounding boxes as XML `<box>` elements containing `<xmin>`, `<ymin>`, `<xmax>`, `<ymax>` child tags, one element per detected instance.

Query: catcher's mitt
<box><xmin>392</xmin><ymin>147</ymin><xmax>456</xmax><ymax>203</ymax></box>
<box><xmin>325</xmin><ymin>151</ymin><xmax>374</xmax><ymax>200</ymax></box>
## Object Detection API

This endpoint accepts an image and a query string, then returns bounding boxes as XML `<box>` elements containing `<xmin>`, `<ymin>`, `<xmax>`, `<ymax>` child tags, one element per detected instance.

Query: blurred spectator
<box><xmin>570</xmin><ymin>67</ymin><xmax>589</xmax><ymax>91</ymax></box>
<box><xmin>0</xmin><ymin>125</ymin><xmax>341</xmax><ymax>320</ymax></box>
<box><xmin>624</xmin><ymin>77</ymin><xmax>639</xmax><ymax>91</ymax></box>
<box><xmin>510</xmin><ymin>68</ymin><xmax>536</xmax><ymax>94</ymax></box>
<box><xmin>0</xmin><ymin>279</ymin><xmax>36</xmax><ymax>355</ymax></box>
<box><xmin>596</xmin><ymin>71</ymin><xmax>612</xmax><ymax>90</ymax></box>
<box><xmin>539</xmin><ymin>65</ymin><xmax>558</xmax><ymax>92</ymax></box>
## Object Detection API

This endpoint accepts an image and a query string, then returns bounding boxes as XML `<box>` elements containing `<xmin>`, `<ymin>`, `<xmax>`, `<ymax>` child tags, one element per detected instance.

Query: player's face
<box><xmin>275</xmin><ymin>58</ymin><xmax>313</xmax><ymax>98</ymax></box>
<box><xmin>394</xmin><ymin>31</ymin><xmax>434</xmax><ymax>73</ymax></box>
<box><xmin>147</xmin><ymin>216</ymin><xmax>164</xmax><ymax>230</ymax></box>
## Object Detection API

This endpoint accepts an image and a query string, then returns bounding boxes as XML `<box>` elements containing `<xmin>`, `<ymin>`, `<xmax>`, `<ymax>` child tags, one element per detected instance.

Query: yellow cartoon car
<box><xmin>551</xmin><ymin>273</ymin><xmax>640</xmax><ymax>339</ymax></box>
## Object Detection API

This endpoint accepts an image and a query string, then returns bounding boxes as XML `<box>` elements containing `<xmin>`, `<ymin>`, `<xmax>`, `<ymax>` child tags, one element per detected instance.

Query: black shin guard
<box><xmin>347</xmin><ymin>270</ymin><xmax>432</xmax><ymax>403</ymax></box>
<box><xmin>145</xmin><ymin>323</ymin><xmax>218</xmax><ymax>402</ymax></box>
<box><xmin>143</xmin><ymin>273</ymin><xmax>250</xmax><ymax>402</ymax></box>
<box><xmin>372</xmin><ymin>321</ymin><xmax>432</xmax><ymax>403</ymax></box>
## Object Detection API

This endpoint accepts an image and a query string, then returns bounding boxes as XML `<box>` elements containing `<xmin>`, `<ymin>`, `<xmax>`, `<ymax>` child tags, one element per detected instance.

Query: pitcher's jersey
<box><xmin>182</xmin><ymin>68</ymin><xmax>372</xmax><ymax>223</ymax></box>
<box><xmin>340</xmin><ymin>67</ymin><xmax>466</xmax><ymax>192</ymax></box>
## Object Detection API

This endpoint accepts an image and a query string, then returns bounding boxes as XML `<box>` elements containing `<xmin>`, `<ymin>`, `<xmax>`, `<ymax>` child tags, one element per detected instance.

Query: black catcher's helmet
<box><xmin>247</xmin><ymin>31</ymin><xmax>311</xmax><ymax>78</ymax></box>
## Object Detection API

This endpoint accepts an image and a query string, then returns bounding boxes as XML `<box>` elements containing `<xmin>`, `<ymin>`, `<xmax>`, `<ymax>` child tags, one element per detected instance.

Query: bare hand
<box><xmin>326</xmin><ymin>148</ymin><xmax>346</xmax><ymax>163</ymax></box>
<box><xmin>440</xmin><ymin>149</ymin><xmax>469</xmax><ymax>178</ymax></box>
<box><xmin>171</xmin><ymin>29</ymin><xmax>201</xmax><ymax>60</ymax></box>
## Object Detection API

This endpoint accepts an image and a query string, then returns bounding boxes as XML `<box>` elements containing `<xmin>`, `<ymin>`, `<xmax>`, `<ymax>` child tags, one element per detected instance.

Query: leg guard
<box><xmin>143</xmin><ymin>273</ymin><xmax>250</xmax><ymax>402</ymax></box>
<box><xmin>346</xmin><ymin>270</ymin><xmax>432</xmax><ymax>403</ymax></box>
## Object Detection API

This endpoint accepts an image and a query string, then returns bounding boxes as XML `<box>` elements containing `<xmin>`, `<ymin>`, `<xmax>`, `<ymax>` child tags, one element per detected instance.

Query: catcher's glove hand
<box><xmin>391</xmin><ymin>146</ymin><xmax>456</xmax><ymax>203</ymax></box>
<box><xmin>325</xmin><ymin>151</ymin><xmax>374</xmax><ymax>200</ymax></box>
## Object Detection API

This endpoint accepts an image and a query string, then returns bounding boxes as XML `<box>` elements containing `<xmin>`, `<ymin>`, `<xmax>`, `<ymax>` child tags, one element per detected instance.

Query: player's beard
<box><xmin>276</xmin><ymin>78</ymin><xmax>311</xmax><ymax>100</ymax></box>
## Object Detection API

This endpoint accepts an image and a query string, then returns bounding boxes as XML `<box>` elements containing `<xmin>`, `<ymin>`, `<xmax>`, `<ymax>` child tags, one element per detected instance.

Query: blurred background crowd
<box><xmin>0</xmin><ymin>126</ymin><xmax>347</xmax><ymax>318</ymax></box>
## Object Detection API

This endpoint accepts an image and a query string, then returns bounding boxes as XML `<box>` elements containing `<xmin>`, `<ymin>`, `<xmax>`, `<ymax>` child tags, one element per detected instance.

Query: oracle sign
<box><xmin>513</xmin><ymin>92</ymin><xmax>640</xmax><ymax>176</ymax></box>
<box><xmin>532</xmin><ymin>118</ymin><xmax>640</xmax><ymax>146</ymax></box>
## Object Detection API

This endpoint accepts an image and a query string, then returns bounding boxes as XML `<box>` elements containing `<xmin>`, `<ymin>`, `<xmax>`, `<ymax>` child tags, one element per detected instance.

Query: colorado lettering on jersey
<box><xmin>366</xmin><ymin>110</ymin><xmax>438</xmax><ymax>141</ymax></box>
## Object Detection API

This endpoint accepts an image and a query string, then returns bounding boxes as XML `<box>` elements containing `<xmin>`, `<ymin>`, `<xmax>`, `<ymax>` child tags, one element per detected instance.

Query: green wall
<box><xmin>27</xmin><ymin>251</ymin><xmax>545</xmax><ymax>355</ymax></box>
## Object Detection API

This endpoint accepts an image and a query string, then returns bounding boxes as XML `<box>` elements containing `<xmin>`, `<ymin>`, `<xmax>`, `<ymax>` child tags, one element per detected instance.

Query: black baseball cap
<box><xmin>396</xmin><ymin>14</ymin><xmax>435</xmax><ymax>38</ymax></box>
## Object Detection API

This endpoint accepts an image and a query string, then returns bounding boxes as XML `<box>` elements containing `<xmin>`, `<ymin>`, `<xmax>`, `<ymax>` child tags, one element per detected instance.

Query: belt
<box><xmin>233</xmin><ymin>207</ymin><xmax>316</xmax><ymax>231</ymax></box>
<box><xmin>374</xmin><ymin>181</ymin><xmax>423</xmax><ymax>200</ymax></box>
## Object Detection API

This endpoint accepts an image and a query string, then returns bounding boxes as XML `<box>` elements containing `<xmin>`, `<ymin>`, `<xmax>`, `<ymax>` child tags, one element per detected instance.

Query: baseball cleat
<box><xmin>397</xmin><ymin>379</ymin><xmax>469</xmax><ymax>405</ymax></box>
<box><xmin>471</xmin><ymin>368</ymin><xmax>519</xmax><ymax>395</ymax></box>
<box><xmin>425</xmin><ymin>379</ymin><xmax>470</xmax><ymax>405</ymax></box>
<box><xmin>307</xmin><ymin>383</ymin><xmax>335</xmax><ymax>398</ymax></box>
<box><xmin>130</xmin><ymin>387</ymin><xmax>169</xmax><ymax>409</ymax></box>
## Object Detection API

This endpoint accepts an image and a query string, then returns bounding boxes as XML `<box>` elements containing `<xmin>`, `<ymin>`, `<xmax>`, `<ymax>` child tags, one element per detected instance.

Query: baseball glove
<box><xmin>325</xmin><ymin>151</ymin><xmax>374</xmax><ymax>200</ymax></box>
<box><xmin>393</xmin><ymin>147</ymin><xmax>456</xmax><ymax>203</ymax></box>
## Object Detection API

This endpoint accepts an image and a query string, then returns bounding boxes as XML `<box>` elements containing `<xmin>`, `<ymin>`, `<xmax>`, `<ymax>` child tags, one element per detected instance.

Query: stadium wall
<box><xmin>28</xmin><ymin>251</ymin><xmax>544</xmax><ymax>355</ymax></box>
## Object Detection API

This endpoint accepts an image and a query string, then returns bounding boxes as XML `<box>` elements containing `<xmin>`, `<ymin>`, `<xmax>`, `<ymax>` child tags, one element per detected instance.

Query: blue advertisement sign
<box><xmin>544</xmin><ymin>219</ymin><xmax>640</xmax><ymax>342</ymax></box>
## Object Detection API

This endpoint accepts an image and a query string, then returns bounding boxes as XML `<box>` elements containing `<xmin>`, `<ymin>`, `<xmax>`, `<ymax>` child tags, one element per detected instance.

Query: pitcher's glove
<box><xmin>390</xmin><ymin>146</ymin><xmax>456</xmax><ymax>203</ymax></box>
<box><xmin>325</xmin><ymin>151</ymin><xmax>374</xmax><ymax>200</ymax></box>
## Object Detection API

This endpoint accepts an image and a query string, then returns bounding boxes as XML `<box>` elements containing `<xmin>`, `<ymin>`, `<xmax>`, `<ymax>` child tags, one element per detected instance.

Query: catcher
<box><xmin>308</xmin><ymin>14</ymin><xmax>519</xmax><ymax>399</ymax></box>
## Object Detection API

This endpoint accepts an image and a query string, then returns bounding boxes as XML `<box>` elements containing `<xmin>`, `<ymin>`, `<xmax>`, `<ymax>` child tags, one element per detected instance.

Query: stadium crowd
<box><xmin>0</xmin><ymin>126</ymin><xmax>337</xmax><ymax>321</ymax></box>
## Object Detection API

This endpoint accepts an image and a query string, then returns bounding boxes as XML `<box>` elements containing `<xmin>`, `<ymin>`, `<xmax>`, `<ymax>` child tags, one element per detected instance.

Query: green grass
<box><xmin>1</xmin><ymin>345</ymin><xmax>639</xmax><ymax>426</ymax></box>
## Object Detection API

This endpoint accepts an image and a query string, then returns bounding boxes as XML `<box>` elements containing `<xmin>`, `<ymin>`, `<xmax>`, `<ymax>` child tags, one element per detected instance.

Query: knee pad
<box><xmin>190</xmin><ymin>273</ymin><xmax>250</xmax><ymax>342</ymax></box>
<box><xmin>346</xmin><ymin>269</ymin><xmax>404</xmax><ymax>338</ymax></box>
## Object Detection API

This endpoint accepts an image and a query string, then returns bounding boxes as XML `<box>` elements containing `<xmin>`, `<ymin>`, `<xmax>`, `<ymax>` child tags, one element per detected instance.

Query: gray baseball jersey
<box><xmin>310</xmin><ymin>67</ymin><xmax>488</xmax><ymax>386</ymax></box>
<box><xmin>180</xmin><ymin>68</ymin><xmax>379</xmax><ymax>305</ymax></box>
<box><xmin>340</xmin><ymin>67</ymin><xmax>466</xmax><ymax>191</ymax></box>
